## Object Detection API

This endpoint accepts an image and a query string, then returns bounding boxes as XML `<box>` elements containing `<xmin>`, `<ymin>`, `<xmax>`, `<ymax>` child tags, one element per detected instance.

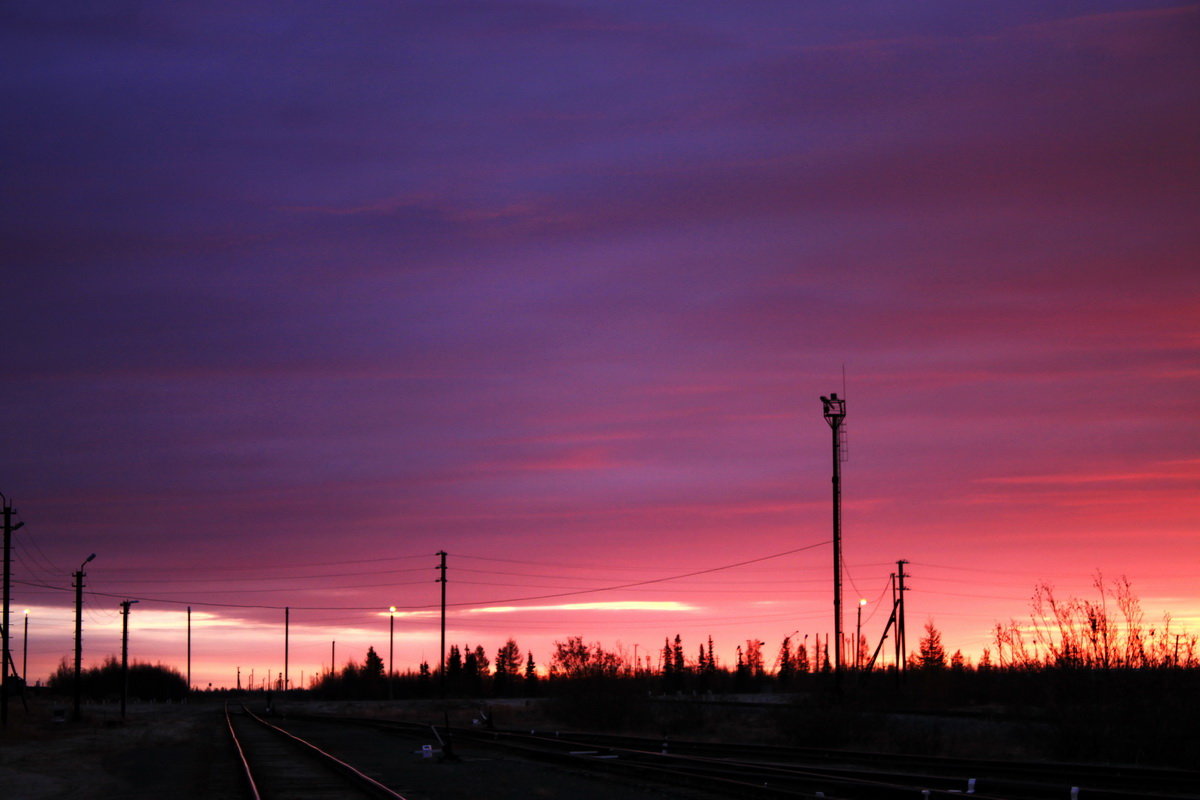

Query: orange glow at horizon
<box><xmin>5</xmin><ymin>2</ymin><xmax>1198</xmax><ymax>694</ymax></box>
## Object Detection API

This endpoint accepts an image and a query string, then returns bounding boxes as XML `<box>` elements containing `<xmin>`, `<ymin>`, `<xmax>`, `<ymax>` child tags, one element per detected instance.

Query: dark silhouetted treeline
<box><xmin>46</xmin><ymin>656</ymin><xmax>188</xmax><ymax>702</ymax></box>
<box><xmin>297</xmin><ymin>578</ymin><xmax>1200</xmax><ymax>766</ymax></box>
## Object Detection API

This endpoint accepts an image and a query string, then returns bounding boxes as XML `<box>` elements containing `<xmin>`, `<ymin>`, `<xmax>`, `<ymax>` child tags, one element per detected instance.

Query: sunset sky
<box><xmin>3</xmin><ymin>2</ymin><xmax>1198</xmax><ymax>690</ymax></box>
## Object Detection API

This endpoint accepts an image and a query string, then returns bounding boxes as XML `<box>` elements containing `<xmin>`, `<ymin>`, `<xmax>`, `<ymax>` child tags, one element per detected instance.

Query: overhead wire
<box><xmin>431</xmin><ymin>541</ymin><xmax>831</xmax><ymax>610</ymax></box>
<box><xmin>12</xmin><ymin>518</ymin><xmax>68</xmax><ymax>582</ymax></box>
<box><xmin>91</xmin><ymin>566</ymin><xmax>433</xmax><ymax>585</ymax></box>
<box><xmin>84</xmin><ymin>580</ymin><xmax>436</xmax><ymax>595</ymax></box>
<box><xmin>860</xmin><ymin>575</ymin><xmax>894</xmax><ymax>626</ymax></box>
<box><xmin>452</xmin><ymin>579</ymin><xmax>828</xmax><ymax>595</ymax></box>
<box><xmin>11</xmin><ymin>541</ymin><xmax>830</xmax><ymax>612</ymax></box>
<box><xmin>88</xmin><ymin>552</ymin><xmax>437</xmax><ymax>577</ymax></box>
<box><xmin>455</xmin><ymin>551</ymin><xmax>846</xmax><ymax>575</ymax></box>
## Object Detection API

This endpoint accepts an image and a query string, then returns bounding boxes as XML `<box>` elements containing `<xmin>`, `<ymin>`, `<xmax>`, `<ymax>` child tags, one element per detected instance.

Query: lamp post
<box><xmin>388</xmin><ymin>606</ymin><xmax>396</xmax><ymax>700</ymax></box>
<box><xmin>73</xmin><ymin>553</ymin><xmax>96</xmax><ymax>722</ymax></box>
<box><xmin>120</xmin><ymin>599</ymin><xmax>139</xmax><ymax>721</ymax></box>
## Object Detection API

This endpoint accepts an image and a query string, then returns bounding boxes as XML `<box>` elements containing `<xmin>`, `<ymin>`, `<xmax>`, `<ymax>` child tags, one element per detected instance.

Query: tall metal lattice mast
<box><xmin>821</xmin><ymin>392</ymin><xmax>847</xmax><ymax>672</ymax></box>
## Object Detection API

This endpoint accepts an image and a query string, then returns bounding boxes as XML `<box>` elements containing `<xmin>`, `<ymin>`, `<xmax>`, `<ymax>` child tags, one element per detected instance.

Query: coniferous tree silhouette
<box><xmin>523</xmin><ymin>650</ymin><xmax>538</xmax><ymax>695</ymax></box>
<box><xmin>493</xmin><ymin>638</ymin><xmax>520</xmax><ymax>696</ymax></box>
<box><xmin>918</xmin><ymin>621</ymin><xmax>947</xmax><ymax>670</ymax></box>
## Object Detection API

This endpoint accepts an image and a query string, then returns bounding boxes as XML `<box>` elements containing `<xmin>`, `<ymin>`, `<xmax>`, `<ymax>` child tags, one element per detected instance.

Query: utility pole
<box><xmin>820</xmin><ymin>393</ymin><xmax>847</xmax><ymax>672</ymax></box>
<box><xmin>890</xmin><ymin>570</ymin><xmax>899</xmax><ymax>669</ymax></box>
<box><xmin>73</xmin><ymin>554</ymin><xmax>95</xmax><ymax>721</ymax></box>
<box><xmin>865</xmin><ymin>577</ymin><xmax>899</xmax><ymax>673</ymax></box>
<box><xmin>284</xmin><ymin>607</ymin><xmax>290</xmax><ymax>693</ymax></box>
<box><xmin>331</xmin><ymin>640</ymin><xmax>335</xmax><ymax>676</ymax></box>
<box><xmin>186</xmin><ymin>606</ymin><xmax>191</xmax><ymax>697</ymax></box>
<box><xmin>856</xmin><ymin>598</ymin><xmax>867</xmax><ymax>670</ymax></box>
<box><xmin>436</xmin><ymin>551</ymin><xmax>447</xmax><ymax>698</ymax></box>
<box><xmin>120</xmin><ymin>600</ymin><xmax>138</xmax><ymax>721</ymax></box>
<box><xmin>2</xmin><ymin>493</ymin><xmax>25</xmax><ymax>727</ymax></box>
<box><xmin>896</xmin><ymin>560</ymin><xmax>909</xmax><ymax>672</ymax></box>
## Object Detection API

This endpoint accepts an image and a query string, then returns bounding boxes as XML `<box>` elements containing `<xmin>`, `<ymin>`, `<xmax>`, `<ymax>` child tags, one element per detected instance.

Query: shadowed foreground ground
<box><xmin>0</xmin><ymin>698</ymin><xmax>723</xmax><ymax>800</ymax></box>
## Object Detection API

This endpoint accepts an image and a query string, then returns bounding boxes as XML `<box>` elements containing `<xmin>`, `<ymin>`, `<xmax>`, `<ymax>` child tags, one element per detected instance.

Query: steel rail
<box><xmin>470</xmin><ymin>727</ymin><xmax>1200</xmax><ymax>798</ymax></box>
<box><xmin>224</xmin><ymin>702</ymin><xmax>262</xmax><ymax>800</ymax></box>
<box><xmin>475</xmin><ymin>729</ymin><xmax>1198</xmax><ymax>800</ymax></box>
<box><xmin>285</xmin><ymin>714</ymin><xmax>987</xmax><ymax>799</ymax></box>
<box><xmin>274</xmin><ymin>713</ymin><xmax>1200</xmax><ymax>800</ymax></box>
<box><xmin>240</xmin><ymin>706</ymin><xmax>410</xmax><ymax>800</ymax></box>
<box><xmin>452</xmin><ymin>730</ymin><xmax>1004</xmax><ymax>800</ymax></box>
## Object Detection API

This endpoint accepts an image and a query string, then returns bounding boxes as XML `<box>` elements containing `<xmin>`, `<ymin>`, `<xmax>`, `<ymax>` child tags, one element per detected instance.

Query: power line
<box><xmin>88</xmin><ymin>552</ymin><xmax>436</xmax><ymax>576</ymax></box>
<box><xmin>907</xmin><ymin>560</ymin><xmax>1052</xmax><ymax>577</ymax></box>
<box><xmin>13</xmin><ymin>531</ymin><xmax>65</xmax><ymax>583</ymax></box>
<box><xmin>452</xmin><ymin>553</ymin><xmax>672</xmax><ymax>570</ymax></box>
<box><xmin>917</xmin><ymin>589</ymin><xmax>1033</xmax><ymax>602</ymax></box>
<box><xmin>89</xmin><ymin>566</ymin><xmax>433</xmax><ymax>585</ymax></box>
<box><xmin>453</xmin><ymin>579</ymin><xmax>829</xmax><ymax>594</ymax></box>
<box><xmin>13</xmin><ymin>541</ymin><xmax>830</xmax><ymax>612</ymax></box>
<box><xmin>860</xmin><ymin>576</ymin><xmax>894</xmax><ymax>626</ymax></box>
<box><xmin>435</xmin><ymin>542</ymin><xmax>831</xmax><ymax>610</ymax></box>
<box><xmin>85</xmin><ymin>580</ymin><xmax>435</xmax><ymax>595</ymax></box>
<box><xmin>450</xmin><ymin>567</ymin><xmax>832</xmax><ymax>586</ymax></box>
<box><xmin>457</xmin><ymin>551</ymin><xmax>856</xmax><ymax>574</ymax></box>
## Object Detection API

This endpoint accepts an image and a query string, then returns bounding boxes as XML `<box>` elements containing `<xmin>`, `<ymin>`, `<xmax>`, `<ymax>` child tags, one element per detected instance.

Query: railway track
<box><xmin>225</xmin><ymin>704</ymin><xmax>408</xmax><ymax>800</ymax></box>
<box><xmin>500</xmin><ymin>729</ymin><xmax>1200</xmax><ymax>799</ymax></box>
<box><xmin>286</xmin><ymin>712</ymin><xmax>1199</xmax><ymax>799</ymax></box>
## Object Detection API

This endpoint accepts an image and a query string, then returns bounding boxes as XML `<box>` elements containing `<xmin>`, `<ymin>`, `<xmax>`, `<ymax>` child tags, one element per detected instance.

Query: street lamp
<box><xmin>73</xmin><ymin>553</ymin><xmax>96</xmax><ymax>721</ymax></box>
<box><xmin>22</xmin><ymin>610</ymin><xmax>28</xmax><ymax>686</ymax></box>
<box><xmin>388</xmin><ymin>606</ymin><xmax>396</xmax><ymax>701</ymax></box>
